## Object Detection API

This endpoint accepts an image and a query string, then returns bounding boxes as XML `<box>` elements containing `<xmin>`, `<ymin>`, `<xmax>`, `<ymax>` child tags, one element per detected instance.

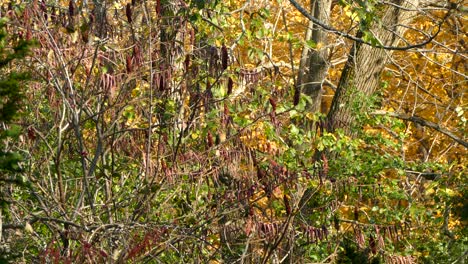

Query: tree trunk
<box><xmin>327</xmin><ymin>0</ymin><xmax>419</xmax><ymax>133</ymax></box>
<box><xmin>298</xmin><ymin>0</ymin><xmax>333</xmax><ymax>113</ymax></box>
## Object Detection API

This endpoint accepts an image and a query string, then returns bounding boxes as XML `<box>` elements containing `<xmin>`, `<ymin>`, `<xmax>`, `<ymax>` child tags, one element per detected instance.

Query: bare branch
<box><xmin>372</xmin><ymin>110</ymin><xmax>468</xmax><ymax>148</ymax></box>
<box><xmin>288</xmin><ymin>0</ymin><xmax>447</xmax><ymax>50</ymax></box>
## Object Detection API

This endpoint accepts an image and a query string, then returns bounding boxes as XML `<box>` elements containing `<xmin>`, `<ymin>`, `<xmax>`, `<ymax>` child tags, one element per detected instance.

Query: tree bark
<box><xmin>327</xmin><ymin>0</ymin><xmax>419</xmax><ymax>133</ymax></box>
<box><xmin>298</xmin><ymin>0</ymin><xmax>333</xmax><ymax>113</ymax></box>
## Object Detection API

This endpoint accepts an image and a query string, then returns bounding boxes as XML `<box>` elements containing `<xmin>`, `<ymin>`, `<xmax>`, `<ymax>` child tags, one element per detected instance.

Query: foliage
<box><xmin>0</xmin><ymin>0</ymin><xmax>465</xmax><ymax>263</ymax></box>
<box><xmin>0</xmin><ymin>18</ymin><xmax>32</xmax><ymax>262</ymax></box>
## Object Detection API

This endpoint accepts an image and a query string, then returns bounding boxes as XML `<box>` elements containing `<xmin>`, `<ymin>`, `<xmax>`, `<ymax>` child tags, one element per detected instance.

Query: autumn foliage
<box><xmin>0</xmin><ymin>0</ymin><xmax>466</xmax><ymax>263</ymax></box>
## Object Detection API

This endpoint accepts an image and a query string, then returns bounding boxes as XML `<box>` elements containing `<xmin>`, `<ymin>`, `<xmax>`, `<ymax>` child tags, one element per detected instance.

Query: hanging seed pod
<box><xmin>394</xmin><ymin>225</ymin><xmax>400</xmax><ymax>241</ymax></box>
<box><xmin>50</xmin><ymin>6</ymin><xmax>57</xmax><ymax>22</ymax></box>
<box><xmin>227</xmin><ymin>77</ymin><xmax>233</xmax><ymax>95</ymax></box>
<box><xmin>27</xmin><ymin>127</ymin><xmax>36</xmax><ymax>141</ymax></box>
<box><xmin>223</xmin><ymin>102</ymin><xmax>230</xmax><ymax>126</ymax></box>
<box><xmin>283</xmin><ymin>195</ymin><xmax>291</xmax><ymax>215</ymax></box>
<box><xmin>207</xmin><ymin>131</ymin><xmax>213</xmax><ymax>147</ymax></box>
<box><xmin>315</xmin><ymin>227</ymin><xmax>321</xmax><ymax>243</ymax></box>
<box><xmin>388</xmin><ymin>226</ymin><xmax>394</xmax><ymax>241</ymax></box>
<box><xmin>126</xmin><ymin>55</ymin><xmax>132</xmax><ymax>73</ymax></box>
<box><xmin>184</xmin><ymin>54</ymin><xmax>190</xmax><ymax>71</ymax></box>
<box><xmin>334</xmin><ymin>216</ymin><xmax>340</xmax><ymax>231</ymax></box>
<box><xmin>81</xmin><ymin>30</ymin><xmax>89</xmax><ymax>43</ymax></box>
<box><xmin>322</xmin><ymin>225</ymin><xmax>329</xmax><ymax>239</ymax></box>
<box><xmin>156</xmin><ymin>0</ymin><xmax>161</xmax><ymax>17</ymax></box>
<box><xmin>269</xmin><ymin>97</ymin><xmax>276</xmax><ymax>112</ymax></box>
<box><xmin>89</xmin><ymin>13</ymin><xmax>94</xmax><ymax>24</ymax></box>
<box><xmin>377</xmin><ymin>235</ymin><xmax>385</xmax><ymax>251</ymax></box>
<box><xmin>26</xmin><ymin>28</ymin><xmax>32</xmax><ymax>40</ymax></box>
<box><xmin>354</xmin><ymin>206</ymin><xmax>359</xmax><ymax>221</ymax></box>
<box><xmin>126</xmin><ymin>4</ymin><xmax>132</xmax><ymax>23</ymax></box>
<box><xmin>22</xmin><ymin>9</ymin><xmax>30</xmax><ymax>25</ymax></box>
<box><xmin>69</xmin><ymin>0</ymin><xmax>75</xmax><ymax>17</ymax></box>
<box><xmin>221</xmin><ymin>45</ymin><xmax>228</xmax><ymax>70</ymax></box>
<box><xmin>206</xmin><ymin>80</ymin><xmax>212</xmax><ymax>99</ymax></box>
<box><xmin>369</xmin><ymin>234</ymin><xmax>377</xmax><ymax>254</ymax></box>
<box><xmin>159</xmin><ymin>75</ymin><xmax>165</xmax><ymax>91</ymax></box>
<box><xmin>40</xmin><ymin>0</ymin><xmax>47</xmax><ymax>20</ymax></box>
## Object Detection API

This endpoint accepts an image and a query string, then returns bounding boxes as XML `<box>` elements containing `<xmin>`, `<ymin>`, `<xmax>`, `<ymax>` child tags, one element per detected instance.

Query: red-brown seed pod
<box><xmin>322</xmin><ymin>225</ymin><xmax>329</xmax><ymax>238</ymax></box>
<box><xmin>69</xmin><ymin>0</ymin><xmax>75</xmax><ymax>17</ymax></box>
<box><xmin>133</xmin><ymin>45</ymin><xmax>141</xmax><ymax>66</ymax></box>
<box><xmin>82</xmin><ymin>30</ymin><xmax>89</xmax><ymax>43</ymax></box>
<box><xmin>283</xmin><ymin>195</ymin><xmax>291</xmax><ymax>215</ymax></box>
<box><xmin>27</xmin><ymin>127</ymin><xmax>36</xmax><ymax>140</ymax></box>
<box><xmin>126</xmin><ymin>4</ymin><xmax>132</xmax><ymax>23</ymax></box>
<box><xmin>133</xmin><ymin>45</ymin><xmax>140</xmax><ymax>58</ymax></box>
<box><xmin>126</xmin><ymin>55</ymin><xmax>132</xmax><ymax>73</ymax></box>
<box><xmin>334</xmin><ymin>216</ymin><xmax>340</xmax><ymax>231</ymax></box>
<box><xmin>227</xmin><ymin>77</ymin><xmax>233</xmax><ymax>95</ymax></box>
<box><xmin>159</xmin><ymin>75</ymin><xmax>165</xmax><ymax>91</ymax></box>
<box><xmin>206</xmin><ymin>80</ymin><xmax>212</xmax><ymax>100</ymax></box>
<box><xmin>257</xmin><ymin>167</ymin><xmax>265</xmax><ymax>180</ymax></box>
<box><xmin>369</xmin><ymin>234</ymin><xmax>377</xmax><ymax>254</ymax></box>
<box><xmin>41</xmin><ymin>0</ymin><xmax>48</xmax><ymax>20</ymax></box>
<box><xmin>22</xmin><ymin>9</ymin><xmax>30</xmax><ymax>25</ymax></box>
<box><xmin>184</xmin><ymin>54</ymin><xmax>190</xmax><ymax>71</ymax></box>
<box><xmin>156</xmin><ymin>0</ymin><xmax>161</xmax><ymax>17</ymax></box>
<box><xmin>207</xmin><ymin>131</ymin><xmax>214</xmax><ymax>147</ymax></box>
<box><xmin>269</xmin><ymin>97</ymin><xmax>276</xmax><ymax>111</ymax></box>
<box><xmin>354</xmin><ymin>206</ymin><xmax>359</xmax><ymax>221</ymax></box>
<box><xmin>26</xmin><ymin>28</ymin><xmax>32</xmax><ymax>41</ymax></box>
<box><xmin>224</xmin><ymin>102</ymin><xmax>230</xmax><ymax>116</ymax></box>
<box><xmin>221</xmin><ymin>45</ymin><xmax>228</xmax><ymax>70</ymax></box>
